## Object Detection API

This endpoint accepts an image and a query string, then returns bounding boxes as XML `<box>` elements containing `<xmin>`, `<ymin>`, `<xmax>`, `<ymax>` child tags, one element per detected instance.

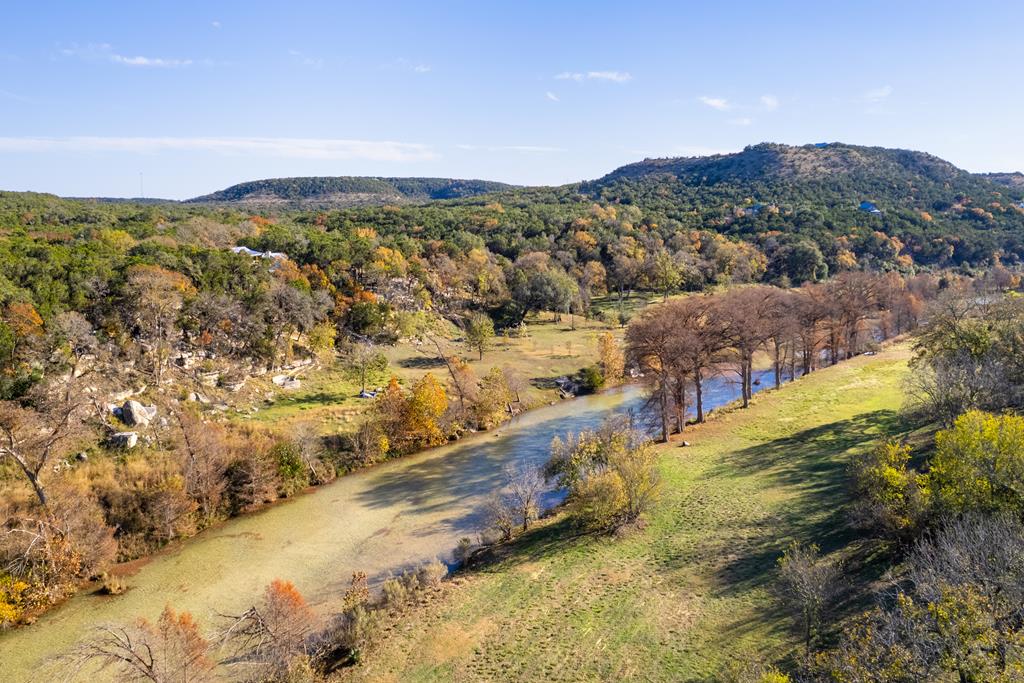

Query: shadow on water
<box><xmin>352</xmin><ymin>369</ymin><xmax>777</xmax><ymax>539</ymax></box>
<box><xmin>0</xmin><ymin>370</ymin><xmax>801</xmax><ymax>681</ymax></box>
<box><xmin>352</xmin><ymin>387</ymin><xmax>649</xmax><ymax>537</ymax></box>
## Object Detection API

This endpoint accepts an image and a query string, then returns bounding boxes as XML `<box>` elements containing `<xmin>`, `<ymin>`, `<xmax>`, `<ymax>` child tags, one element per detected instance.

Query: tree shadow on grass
<box><xmin>268</xmin><ymin>390</ymin><xmax>349</xmax><ymax>409</ymax></box>
<box><xmin>711</xmin><ymin>408</ymin><xmax>917</xmax><ymax>554</ymax></box>
<box><xmin>693</xmin><ymin>409</ymin><xmax>928</xmax><ymax>669</ymax></box>
<box><xmin>397</xmin><ymin>355</ymin><xmax>446</xmax><ymax>369</ymax></box>
<box><xmin>471</xmin><ymin>515</ymin><xmax>596</xmax><ymax>570</ymax></box>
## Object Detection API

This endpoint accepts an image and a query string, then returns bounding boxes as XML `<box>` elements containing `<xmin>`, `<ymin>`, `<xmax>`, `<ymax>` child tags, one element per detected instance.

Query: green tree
<box><xmin>926</xmin><ymin>410</ymin><xmax>1024</xmax><ymax>515</ymax></box>
<box><xmin>464</xmin><ymin>312</ymin><xmax>496</xmax><ymax>360</ymax></box>
<box><xmin>343</xmin><ymin>342</ymin><xmax>389</xmax><ymax>393</ymax></box>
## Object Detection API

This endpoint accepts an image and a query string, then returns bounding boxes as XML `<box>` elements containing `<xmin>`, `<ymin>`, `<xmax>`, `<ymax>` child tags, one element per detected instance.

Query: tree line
<box><xmin>740</xmin><ymin>283</ymin><xmax>1024</xmax><ymax>682</ymax></box>
<box><xmin>625</xmin><ymin>271</ymin><xmax>935</xmax><ymax>442</ymax></box>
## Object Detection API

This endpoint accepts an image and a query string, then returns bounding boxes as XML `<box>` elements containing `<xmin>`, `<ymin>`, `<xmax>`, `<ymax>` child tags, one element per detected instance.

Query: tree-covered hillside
<box><xmin>188</xmin><ymin>176</ymin><xmax>517</xmax><ymax>208</ymax></box>
<box><xmin>981</xmin><ymin>171</ymin><xmax>1024</xmax><ymax>189</ymax></box>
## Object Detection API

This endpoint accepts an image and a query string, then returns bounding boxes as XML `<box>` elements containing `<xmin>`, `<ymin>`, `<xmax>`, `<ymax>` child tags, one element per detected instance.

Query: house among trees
<box><xmin>231</xmin><ymin>245</ymin><xmax>288</xmax><ymax>260</ymax></box>
<box><xmin>859</xmin><ymin>200</ymin><xmax>883</xmax><ymax>214</ymax></box>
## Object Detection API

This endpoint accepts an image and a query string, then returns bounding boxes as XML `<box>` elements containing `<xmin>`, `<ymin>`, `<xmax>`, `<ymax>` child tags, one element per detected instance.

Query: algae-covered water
<box><xmin>1</xmin><ymin>372</ymin><xmax>770</xmax><ymax>681</ymax></box>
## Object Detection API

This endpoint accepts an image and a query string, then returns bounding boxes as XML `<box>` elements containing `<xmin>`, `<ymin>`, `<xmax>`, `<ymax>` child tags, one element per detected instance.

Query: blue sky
<box><xmin>1</xmin><ymin>1</ymin><xmax>1022</xmax><ymax>199</ymax></box>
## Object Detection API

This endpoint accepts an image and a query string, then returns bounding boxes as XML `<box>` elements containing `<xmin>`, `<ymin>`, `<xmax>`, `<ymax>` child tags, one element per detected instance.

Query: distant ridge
<box><xmin>187</xmin><ymin>176</ymin><xmax>517</xmax><ymax>208</ymax></box>
<box><xmin>580</xmin><ymin>142</ymin><xmax>1023</xmax><ymax>210</ymax></box>
<box><xmin>981</xmin><ymin>172</ymin><xmax>1024</xmax><ymax>189</ymax></box>
<box><xmin>36</xmin><ymin>143</ymin><xmax>1023</xmax><ymax>210</ymax></box>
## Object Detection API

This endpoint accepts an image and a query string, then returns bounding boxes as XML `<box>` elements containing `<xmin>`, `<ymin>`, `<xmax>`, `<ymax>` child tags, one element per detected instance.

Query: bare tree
<box><xmin>664</xmin><ymin>295</ymin><xmax>728</xmax><ymax>423</ymax></box>
<box><xmin>219</xmin><ymin>579</ymin><xmax>316</xmax><ymax>680</ymax></box>
<box><xmin>173</xmin><ymin>407</ymin><xmax>228</xmax><ymax>524</ymax></box>
<box><xmin>60</xmin><ymin>606</ymin><xmax>216</xmax><ymax>683</ymax></box>
<box><xmin>626</xmin><ymin>305</ymin><xmax>679</xmax><ymax>441</ymax></box>
<box><xmin>776</xmin><ymin>541</ymin><xmax>840</xmax><ymax>657</ymax></box>
<box><xmin>0</xmin><ymin>377</ymin><xmax>88</xmax><ymax>507</ymax></box>
<box><xmin>504</xmin><ymin>461</ymin><xmax>544</xmax><ymax>532</ymax></box>
<box><xmin>481</xmin><ymin>492</ymin><xmax>517</xmax><ymax>542</ymax></box>
<box><xmin>717</xmin><ymin>287</ymin><xmax>776</xmax><ymax>408</ymax></box>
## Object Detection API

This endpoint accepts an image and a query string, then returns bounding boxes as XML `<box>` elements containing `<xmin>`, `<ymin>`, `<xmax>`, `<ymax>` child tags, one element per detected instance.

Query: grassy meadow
<box><xmin>243</xmin><ymin>312</ymin><xmax>620</xmax><ymax>434</ymax></box>
<box><xmin>335</xmin><ymin>343</ymin><xmax>917</xmax><ymax>682</ymax></box>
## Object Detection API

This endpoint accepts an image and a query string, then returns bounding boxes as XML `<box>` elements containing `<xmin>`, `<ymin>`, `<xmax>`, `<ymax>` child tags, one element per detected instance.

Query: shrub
<box><xmin>417</xmin><ymin>558</ymin><xmax>447</xmax><ymax>588</ymax></box>
<box><xmin>98</xmin><ymin>572</ymin><xmax>127</xmax><ymax>595</ymax></box>
<box><xmin>453</xmin><ymin>537</ymin><xmax>474</xmax><ymax>565</ymax></box>
<box><xmin>271</xmin><ymin>440</ymin><xmax>309</xmax><ymax>497</ymax></box>
<box><xmin>381</xmin><ymin>575</ymin><xmax>408</xmax><ymax>609</ymax></box>
<box><xmin>926</xmin><ymin>410</ymin><xmax>1024</xmax><ymax>515</ymax></box>
<box><xmin>776</xmin><ymin>541</ymin><xmax>839</xmax><ymax>655</ymax></box>
<box><xmin>851</xmin><ymin>440</ymin><xmax>929</xmax><ymax>538</ymax></box>
<box><xmin>568</xmin><ymin>470</ymin><xmax>626</xmax><ymax>530</ymax></box>
<box><xmin>549</xmin><ymin>421</ymin><xmax>659</xmax><ymax>530</ymax></box>
<box><xmin>400</xmin><ymin>568</ymin><xmax>420</xmax><ymax>596</ymax></box>
<box><xmin>0</xmin><ymin>574</ymin><xmax>33</xmax><ymax>626</ymax></box>
<box><xmin>579</xmin><ymin>365</ymin><xmax>604</xmax><ymax>393</ymax></box>
<box><xmin>327</xmin><ymin>604</ymin><xmax>381</xmax><ymax>665</ymax></box>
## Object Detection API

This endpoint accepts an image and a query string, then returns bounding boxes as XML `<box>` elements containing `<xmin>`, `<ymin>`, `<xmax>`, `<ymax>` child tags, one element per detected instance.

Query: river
<box><xmin>0</xmin><ymin>369</ymin><xmax>775</xmax><ymax>680</ymax></box>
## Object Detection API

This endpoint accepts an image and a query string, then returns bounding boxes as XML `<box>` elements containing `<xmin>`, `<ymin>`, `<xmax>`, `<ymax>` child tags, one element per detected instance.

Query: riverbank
<box><xmin>0</xmin><ymin>384</ymin><xmax>646</xmax><ymax>681</ymax></box>
<box><xmin>0</xmin><ymin>314</ymin><xmax>617</xmax><ymax>627</ymax></box>
<box><xmin>1</xmin><ymin>358</ymin><xmax>785</xmax><ymax>681</ymax></box>
<box><xmin>334</xmin><ymin>343</ymin><xmax>915</xmax><ymax>682</ymax></box>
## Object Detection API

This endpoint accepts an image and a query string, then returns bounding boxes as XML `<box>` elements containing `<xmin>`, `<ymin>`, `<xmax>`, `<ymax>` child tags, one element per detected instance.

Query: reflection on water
<box><xmin>0</xmin><ymin>369</ymin><xmax>776</xmax><ymax>680</ymax></box>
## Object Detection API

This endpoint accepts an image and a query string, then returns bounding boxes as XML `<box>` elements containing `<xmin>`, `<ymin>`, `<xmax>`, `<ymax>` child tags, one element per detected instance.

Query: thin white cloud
<box><xmin>0</xmin><ymin>89</ymin><xmax>30</xmax><ymax>103</ymax></box>
<box><xmin>545</xmin><ymin>91</ymin><xmax>559</xmax><ymax>102</ymax></box>
<box><xmin>760</xmin><ymin>94</ymin><xmax>779</xmax><ymax>110</ymax></box>
<box><xmin>61</xmin><ymin>43</ymin><xmax>196</xmax><ymax>68</ymax></box>
<box><xmin>288</xmin><ymin>50</ymin><xmax>324</xmax><ymax>69</ymax></box>
<box><xmin>587</xmin><ymin>70</ymin><xmax>631</xmax><ymax>83</ymax></box>
<box><xmin>698</xmin><ymin>96</ymin><xmax>731</xmax><ymax>111</ymax></box>
<box><xmin>111</xmin><ymin>54</ymin><xmax>193</xmax><ymax>67</ymax></box>
<box><xmin>0</xmin><ymin>137</ymin><xmax>438</xmax><ymax>162</ymax></box>
<box><xmin>211</xmin><ymin>20</ymin><xmax>221</xmax><ymax>29</ymax></box>
<box><xmin>457</xmin><ymin>144</ymin><xmax>565</xmax><ymax>153</ymax></box>
<box><xmin>384</xmin><ymin>58</ymin><xmax>432</xmax><ymax>74</ymax></box>
<box><xmin>555</xmin><ymin>71</ymin><xmax>631</xmax><ymax>83</ymax></box>
<box><xmin>729</xmin><ymin>117</ymin><xmax>753</xmax><ymax>126</ymax></box>
<box><xmin>863</xmin><ymin>85</ymin><xmax>893</xmax><ymax>102</ymax></box>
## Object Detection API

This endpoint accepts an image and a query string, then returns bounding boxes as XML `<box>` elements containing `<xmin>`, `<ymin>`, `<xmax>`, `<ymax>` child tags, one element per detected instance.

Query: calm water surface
<box><xmin>0</xmin><ymin>370</ymin><xmax>775</xmax><ymax>680</ymax></box>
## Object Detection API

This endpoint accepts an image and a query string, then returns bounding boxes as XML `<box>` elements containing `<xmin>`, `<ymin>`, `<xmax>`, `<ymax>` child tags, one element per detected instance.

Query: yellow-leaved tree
<box><xmin>404</xmin><ymin>373</ymin><xmax>448</xmax><ymax>450</ymax></box>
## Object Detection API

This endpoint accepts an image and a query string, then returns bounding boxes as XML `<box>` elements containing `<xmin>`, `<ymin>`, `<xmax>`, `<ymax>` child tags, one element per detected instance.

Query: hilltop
<box><xmin>981</xmin><ymin>171</ymin><xmax>1024</xmax><ymax>189</ymax></box>
<box><xmin>581</xmin><ymin>142</ymin><xmax>1023</xmax><ymax>211</ymax></box>
<box><xmin>187</xmin><ymin>176</ymin><xmax>517</xmax><ymax>208</ymax></box>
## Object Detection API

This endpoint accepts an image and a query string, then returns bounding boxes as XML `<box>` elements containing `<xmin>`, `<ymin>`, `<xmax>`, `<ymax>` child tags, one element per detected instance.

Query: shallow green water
<box><xmin>0</xmin><ymin>386</ymin><xmax>647</xmax><ymax>681</ymax></box>
<box><xmin>1</xmin><ymin>367</ymin><xmax>776</xmax><ymax>681</ymax></box>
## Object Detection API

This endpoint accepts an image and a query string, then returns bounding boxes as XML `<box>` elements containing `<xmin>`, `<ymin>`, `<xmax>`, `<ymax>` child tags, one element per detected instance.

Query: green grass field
<box><xmin>336</xmin><ymin>344</ymin><xmax>916</xmax><ymax>682</ymax></box>
<box><xmin>244</xmin><ymin>313</ymin><xmax>620</xmax><ymax>434</ymax></box>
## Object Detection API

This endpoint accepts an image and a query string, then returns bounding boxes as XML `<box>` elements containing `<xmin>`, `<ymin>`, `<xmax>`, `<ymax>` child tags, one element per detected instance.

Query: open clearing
<box><xmin>247</xmin><ymin>313</ymin><xmax>618</xmax><ymax>433</ymax></box>
<box><xmin>338</xmin><ymin>344</ymin><xmax>915</xmax><ymax>682</ymax></box>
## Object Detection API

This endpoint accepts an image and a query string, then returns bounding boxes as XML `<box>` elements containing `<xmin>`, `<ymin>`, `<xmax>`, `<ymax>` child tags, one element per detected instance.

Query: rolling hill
<box><xmin>187</xmin><ymin>176</ymin><xmax>517</xmax><ymax>208</ymax></box>
<box><xmin>160</xmin><ymin>143</ymin><xmax>1022</xmax><ymax>217</ymax></box>
<box><xmin>580</xmin><ymin>142</ymin><xmax>1024</xmax><ymax>211</ymax></box>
